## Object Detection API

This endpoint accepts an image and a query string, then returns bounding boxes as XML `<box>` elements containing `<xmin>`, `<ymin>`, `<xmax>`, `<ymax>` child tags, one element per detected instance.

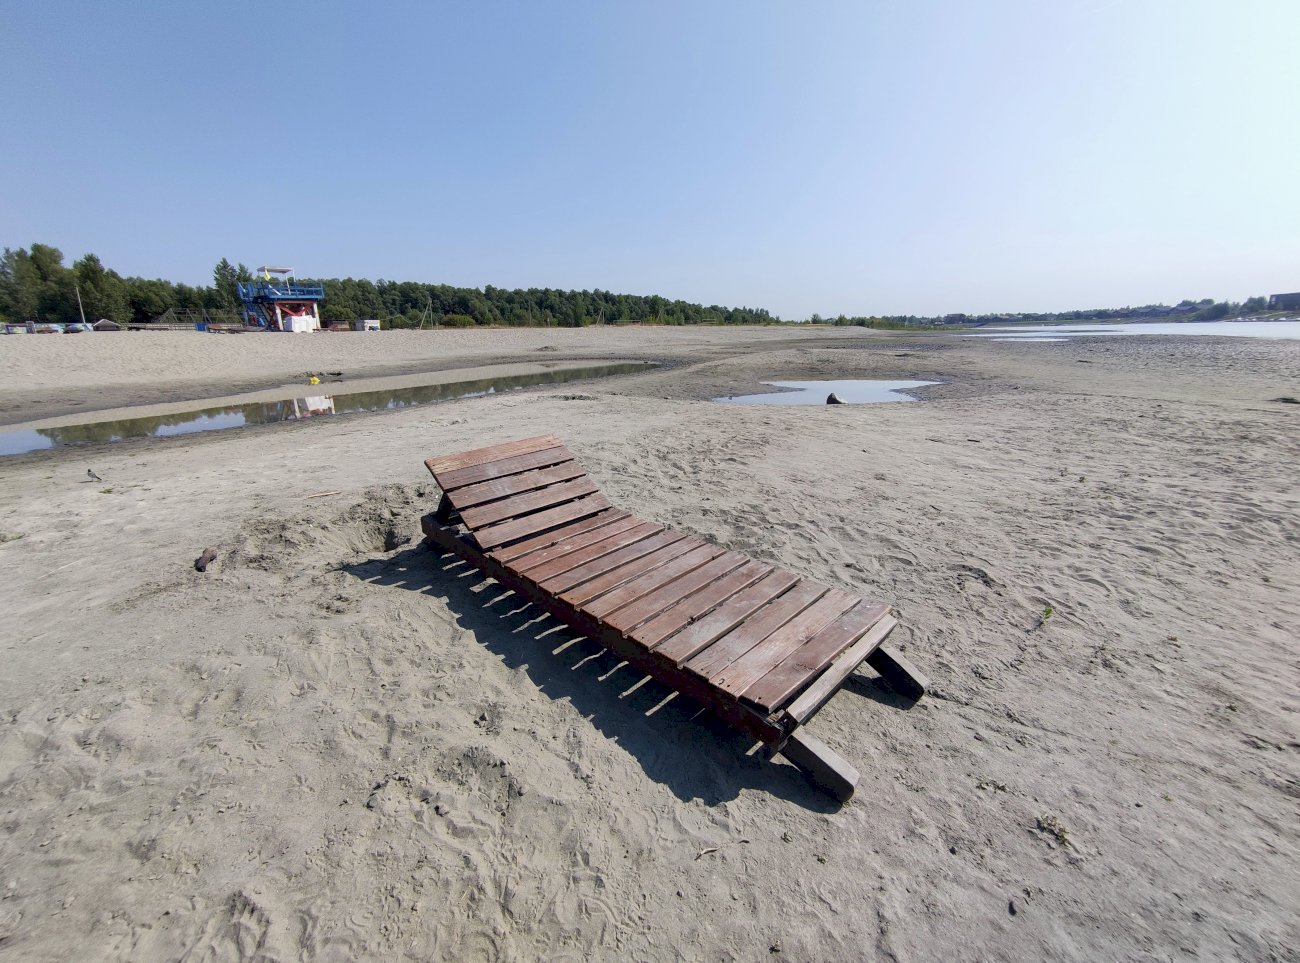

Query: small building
<box><xmin>354</xmin><ymin>319</ymin><xmax>381</xmax><ymax>332</ymax></box>
<box><xmin>1267</xmin><ymin>292</ymin><xmax>1300</xmax><ymax>311</ymax></box>
<box><xmin>92</xmin><ymin>319</ymin><xmax>121</xmax><ymax>331</ymax></box>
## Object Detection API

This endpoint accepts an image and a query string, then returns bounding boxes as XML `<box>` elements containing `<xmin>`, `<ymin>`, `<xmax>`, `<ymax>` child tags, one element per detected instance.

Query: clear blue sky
<box><xmin>2</xmin><ymin>0</ymin><xmax>1297</xmax><ymax>318</ymax></box>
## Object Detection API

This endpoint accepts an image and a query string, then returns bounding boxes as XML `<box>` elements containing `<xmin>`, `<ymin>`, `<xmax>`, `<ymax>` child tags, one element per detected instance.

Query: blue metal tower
<box><xmin>236</xmin><ymin>267</ymin><xmax>325</xmax><ymax>332</ymax></box>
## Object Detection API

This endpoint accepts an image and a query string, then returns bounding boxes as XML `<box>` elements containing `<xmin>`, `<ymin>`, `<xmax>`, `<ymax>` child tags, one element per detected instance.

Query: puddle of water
<box><xmin>965</xmin><ymin>320</ymin><xmax>1300</xmax><ymax>341</ymax></box>
<box><xmin>0</xmin><ymin>362</ymin><xmax>650</xmax><ymax>457</ymax></box>
<box><xmin>716</xmin><ymin>379</ymin><xmax>939</xmax><ymax>405</ymax></box>
<box><xmin>983</xmin><ymin>337</ymin><xmax>1070</xmax><ymax>342</ymax></box>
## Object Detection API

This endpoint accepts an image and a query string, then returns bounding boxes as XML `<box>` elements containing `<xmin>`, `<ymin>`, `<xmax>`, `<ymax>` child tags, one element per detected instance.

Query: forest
<box><xmin>0</xmin><ymin>242</ymin><xmax>1272</xmax><ymax>330</ymax></box>
<box><xmin>0</xmin><ymin>244</ymin><xmax>778</xmax><ymax>328</ymax></box>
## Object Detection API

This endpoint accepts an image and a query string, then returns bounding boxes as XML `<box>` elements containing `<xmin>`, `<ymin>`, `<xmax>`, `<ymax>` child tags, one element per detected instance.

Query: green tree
<box><xmin>73</xmin><ymin>253</ymin><xmax>129</xmax><ymax>321</ymax></box>
<box><xmin>212</xmin><ymin>258</ymin><xmax>239</xmax><ymax>308</ymax></box>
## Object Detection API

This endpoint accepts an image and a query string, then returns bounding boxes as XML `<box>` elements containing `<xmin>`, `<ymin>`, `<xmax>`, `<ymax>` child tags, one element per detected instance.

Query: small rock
<box><xmin>826</xmin><ymin>392</ymin><xmax>846</xmax><ymax>405</ymax></box>
<box><xmin>194</xmin><ymin>547</ymin><xmax>218</xmax><ymax>572</ymax></box>
<box><xmin>434</xmin><ymin>803</ymin><xmax>448</xmax><ymax>816</ymax></box>
<box><xmin>770</xmin><ymin>940</ymin><xmax>783</xmax><ymax>953</ymax></box>
<box><xmin>1008</xmin><ymin>899</ymin><xmax>1018</xmax><ymax>916</ymax></box>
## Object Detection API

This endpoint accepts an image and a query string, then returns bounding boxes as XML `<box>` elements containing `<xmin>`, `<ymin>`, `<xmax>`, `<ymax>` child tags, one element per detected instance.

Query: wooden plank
<box><xmin>459</xmin><ymin>477</ymin><xmax>599</xmax><ymax>530</ymax></box>
<box><xmin>781</xmin><ymin>613</ymin><xmax>898</xmax><ymax>722</ymax></box>
<box><xmin>743</xmin><ymin>604</ymin><xmax>892</xmax><ymax>713</ymax></box>
<box><xmin>426</xmin><ymin>434</ymin><xmax>560</xmax><ymax>475</ymax></box>
<box><xmin>449</xmin><ymin>460</ymin><xmax>586</xmax><ymax>509</ymax></box>
<box><xmin>653</xmin><ymin>570</ymin><xmax>800</xmax><ymax>667</ymax></box>
<box><xmin>420</xmin><ymin>515</ymin><xmax>788</xmax><ymax>746</ymax></box>
<box><xmin>505</xmin><ymin>514</ymin><xmax>648</xmax><ymax>573</ymax></box>
<box><xmin>866</xmin><ymin>643</ymin><xmax>929</xmax><ymax>702</ymax></box>
<box><xmin>537</xmin><ymin>529</ymin><xmax>686</xmax><ymax>594</ymax></box>
<box><xmin>558</xmin><ymin>536</ymin><xmax>705</xmax><ymax>607</ymax></box>
<box><xmin>633</xmin><ymin>559</ymin><xmax>772</xmax><ymax>649</ymax></box>
<box><xmin>607</xmin><ymin>552</ymin><xmax>750</xmax><ymax>634</ymax></box>
<box><xmin>488</xmin><ymin>509</ymin><xmax>628</xmax><ymax>563</ymax></box>
<box><xmin>779</xmin><ymin>731</ymin><xmax>858</xmax><ymax>803</ymax></box>
<box><xmin>473</xmin><ymin>493</ymin><xmax>611</xmax><ymax>550</ymax></box>
<box><xmin>516</xmin><ymin>520</ymin><xmax>663</xmax><ymax>581</ymax></box>
<box><xmin>685</xmin><ymin>581</ymin><xmax>828</xmax><ymax>683</ymax></box>
<box><xmin>437</xmin><ymin>444</ymin><xmax>574</xmax><ymax>492</ymax></box>
<box><xmin>712</xmin><ymin>589</ymin><xmax>859</xmax><ymax>698</ymax></box>
<box><xmin>581</xmin><ymin>544</ymin><xmax>728</xmax><ymax>621</ymax></box>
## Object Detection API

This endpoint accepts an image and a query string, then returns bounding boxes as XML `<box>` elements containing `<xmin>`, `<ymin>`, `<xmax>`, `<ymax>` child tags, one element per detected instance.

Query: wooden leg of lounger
<box><xmin>434</xmin><ymin>494</ymin><xmax>456</xmax><ymax>523</ymax></box>
<box><xmin>779</xmin><ymin>731</ymin><xmax>859</xmax><ymax>803</ymax></box>
<box><xmin>866</xmin><ymin>644</ymin><xmax>928</xmax><ymax>702</ymax></box>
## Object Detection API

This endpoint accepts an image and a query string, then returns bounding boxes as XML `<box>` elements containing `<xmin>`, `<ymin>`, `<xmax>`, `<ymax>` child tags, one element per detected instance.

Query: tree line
<box><xmin>821</xmin><ymin>296</ymin><xmax>1273</xmax><ymax>328</ymax></box>
<box><xmin>0</xmin><ymin>243</ymin><xmax>779</xmax><ymax>328</ymax></box>
<box><xmin>1</xmin><ymin>242</ymin><xmax>1276</xmax><ymax>330</ymax></box>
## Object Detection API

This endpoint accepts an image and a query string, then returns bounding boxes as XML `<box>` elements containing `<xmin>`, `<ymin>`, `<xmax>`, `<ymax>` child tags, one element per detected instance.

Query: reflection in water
<box><xmin>716</xmin><ymin>379</ymin><xmax>939</xmax><ymax>406</ymax></box>
<box><xmin>1</xmin><ymin>363</ymin><xmax>650</xmax><ymax>456</ymax></box>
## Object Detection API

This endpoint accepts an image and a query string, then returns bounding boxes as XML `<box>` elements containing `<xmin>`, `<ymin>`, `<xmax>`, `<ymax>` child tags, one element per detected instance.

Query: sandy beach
<box><xmin>0</xmin><ymin>326</ymin><xmax>1297</xmax><ymax>961</ymax></box>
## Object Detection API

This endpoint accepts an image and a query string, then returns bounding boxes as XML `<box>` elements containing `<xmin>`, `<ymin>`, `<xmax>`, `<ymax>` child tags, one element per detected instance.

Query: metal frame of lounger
<box><xmin>420</xmin><ymin>435</ymin><xmax>927</xmax><ymax>801</ymax></box>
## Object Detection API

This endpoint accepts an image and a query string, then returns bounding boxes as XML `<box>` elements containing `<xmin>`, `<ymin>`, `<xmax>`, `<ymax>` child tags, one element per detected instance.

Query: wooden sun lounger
<box><xmin>420</xmin><ymin>434</ymin><xmax>927</xmax><ymax>801</ymax></box>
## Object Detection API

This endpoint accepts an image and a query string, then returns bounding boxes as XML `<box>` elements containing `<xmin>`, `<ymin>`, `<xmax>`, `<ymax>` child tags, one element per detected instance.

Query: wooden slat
<box><xmin>742</xmin><ymin>603</ymin><xmax>891</xmax><ymax>712</ymax></box>
<box><xmin>608</xmin><ymin>552</ymin><xmax>750</xmax><ymax>634</ymax></box>
<box><xmin>422</xmin><ymin>516</ymin><xmax>789</xmax><ymax>747</ymax></box>
<box><xmin>582</xmin><ymin>544</ymin><xmax>728</xmax><ymax>620</ymax></box>
<box><xmin>782</xmin><ymin>613</ymin><xmax>898</xmax><ymax>722</ymax></box>
<box><xmin>685</xmin><ymin>581</ymin><xmax>827</xmax><ymax>682</ymax></box>
<box><xmin>426</xmin><ymin>434</ymin><xmax>560</xmax><ymax>475</ymax></box>
<box><xmin>473</xmin><ymin>494</ymin><xmax>612</xmax><ymax>550</ymax></box>
<box><xmin>459</xmin><ymin>477</ymin><xmax>599</xmax><ymax>530</ymax></box>
<box><xmin>558</xmin><ymin>537</ymin><xmax>705</xmax><ymax>607</ymax></box>
<box><xmin>712</xmin><ymin>590</ymin><xmax>859</xmax><ymax>698</ymax></box>
<box><xmin>437</xmin><ymin>445</ymin><xmax>574</xmax><ymax>492</ymax></box>
<box><xmin>537</xmin><ymin>529</ymin><xmax>686</xmax><ymax>594</ymax></box>
<box><xmin>488</xmin><ymin>509</ymin><xmax>628</xmax><ymax>563</ymax></box>
<box><xmin>633</xmin><ymin>559</ymin><xmax>773</xmax><ymax>649</ymax></box>
<box><xmin>449</xmin><ymin>460</ymin><xmax>587</xmax><ymax>509</ymax></box>
<box><xmin>655</xmin><ymin>571</ymin><xmax>800</xmax><ymax>667</ymax></box>
<box><xmin>507</xmin><ymin>515</ymin><xmax>649</xmax><ymax>574</ymax></box>
<box><xmin>517</xmin><ymin>520</ymin><xmax>663</xmax><ymax>581</ymax></box>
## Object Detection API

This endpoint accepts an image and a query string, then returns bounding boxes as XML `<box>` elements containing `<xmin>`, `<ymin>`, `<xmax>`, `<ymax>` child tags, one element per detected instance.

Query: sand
<box><xmin>0</xmin><ymin>326</ymin><xmax>1297</xmax><ymax>961</ymax></box>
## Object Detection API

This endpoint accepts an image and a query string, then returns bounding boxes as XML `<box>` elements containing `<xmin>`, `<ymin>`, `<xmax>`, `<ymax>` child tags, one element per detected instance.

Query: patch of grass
<box><xmin>1035</xmin><ymin>814</ymin><xmax>1071</xmax><ymax>848</ymax></box>
<box><xmin>0</xmin><ymin>532</ymin><xmax>25</xmax><ymax>543</ymax></box>
<box><xmin>99</xmin><ymin>487</ymin><xmax>113</xmax><ymax>494</ymax></box>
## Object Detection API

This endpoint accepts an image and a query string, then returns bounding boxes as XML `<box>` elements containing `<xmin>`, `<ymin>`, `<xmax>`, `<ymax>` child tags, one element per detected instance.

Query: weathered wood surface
<box><xmin>519</xmin><ymin>520</ymin><xmax>664</xmax><ymax>582</ymax></box>
<box><xmin>458</xmin><ymin>476</ymin><xmax>600</xmax><ymax>529</ymax></box>
<box><xmin>629</xmin><ymin>558</ymin><xmax>771</xmax><ymax>648</ymax></box>
<box><xmin>438</xmin><ymin>444</ymin><xmax>574</xmax><ymax>491</ymax></box>
<box><xmin>426</xmin><ymin>434</ymin><xmax>563</xmax><ymax>476</ymax></box>
<box><xmin>784</xmin><ymin>614</ymin><xmax>899</xmax><ymax>723</ymax></box>
<box><xmin>474</xmin><ymin>493</ymin><xmax>612</xmax><ymax>550</ymax></box>
<box><xmin>450</xmin><ymin>461</ymin><xmax>589</xmax><ymax>509</ymax></box>
<box><xmin>778</xmin><ymin>731</ymin><xmax>859</xmax><ymax>802</ymax></box>
<box><xmin>489</xmin><ymin>509</ymin><xmax>629</xmax><ymax>563</ymax></box>
<box><xmin>651</xmin><ymin>570</ymin><xmax>801</xmax><ymax>667</ymax></box>
<box><xmin>421</xmin><ymin>433</ymin><xmax>914</xmax><ymax>799</ymax></box>
<box><xmin>745</xmin><ymin>604</ymin><xmax>892</xmax><ymax>712</ymax></box>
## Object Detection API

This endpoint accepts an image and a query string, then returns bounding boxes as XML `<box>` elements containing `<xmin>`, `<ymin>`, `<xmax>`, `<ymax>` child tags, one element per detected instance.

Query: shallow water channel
<box><xmin>716</xmin><ymin>379</ymin><xmax>938</xmax><ymax>405</ymax></box>
<box><xmin>0</xmin><ymin>362</ymin><xmax>651</xmax><ymax>457</ymax></box>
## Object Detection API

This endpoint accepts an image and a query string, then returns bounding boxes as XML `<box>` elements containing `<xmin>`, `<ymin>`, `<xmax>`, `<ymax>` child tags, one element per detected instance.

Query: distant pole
<box><xmin>75</xmin><ymin>282</ymin><xmax>87</xmax><ymax>325</ymax></box>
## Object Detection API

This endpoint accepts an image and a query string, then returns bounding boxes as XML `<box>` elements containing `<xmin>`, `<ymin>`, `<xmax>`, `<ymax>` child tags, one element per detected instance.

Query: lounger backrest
<box><xmin>425</xmin><ymin>434</ymin><xmax>613</xmax><ymax>551</ymax></box>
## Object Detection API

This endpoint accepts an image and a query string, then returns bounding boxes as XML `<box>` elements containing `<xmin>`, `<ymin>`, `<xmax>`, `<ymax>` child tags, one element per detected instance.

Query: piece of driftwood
<box><xmin>420</xmin><ymin>435</ymin><xmax>926</xmax><ymax>801</ymax></box>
